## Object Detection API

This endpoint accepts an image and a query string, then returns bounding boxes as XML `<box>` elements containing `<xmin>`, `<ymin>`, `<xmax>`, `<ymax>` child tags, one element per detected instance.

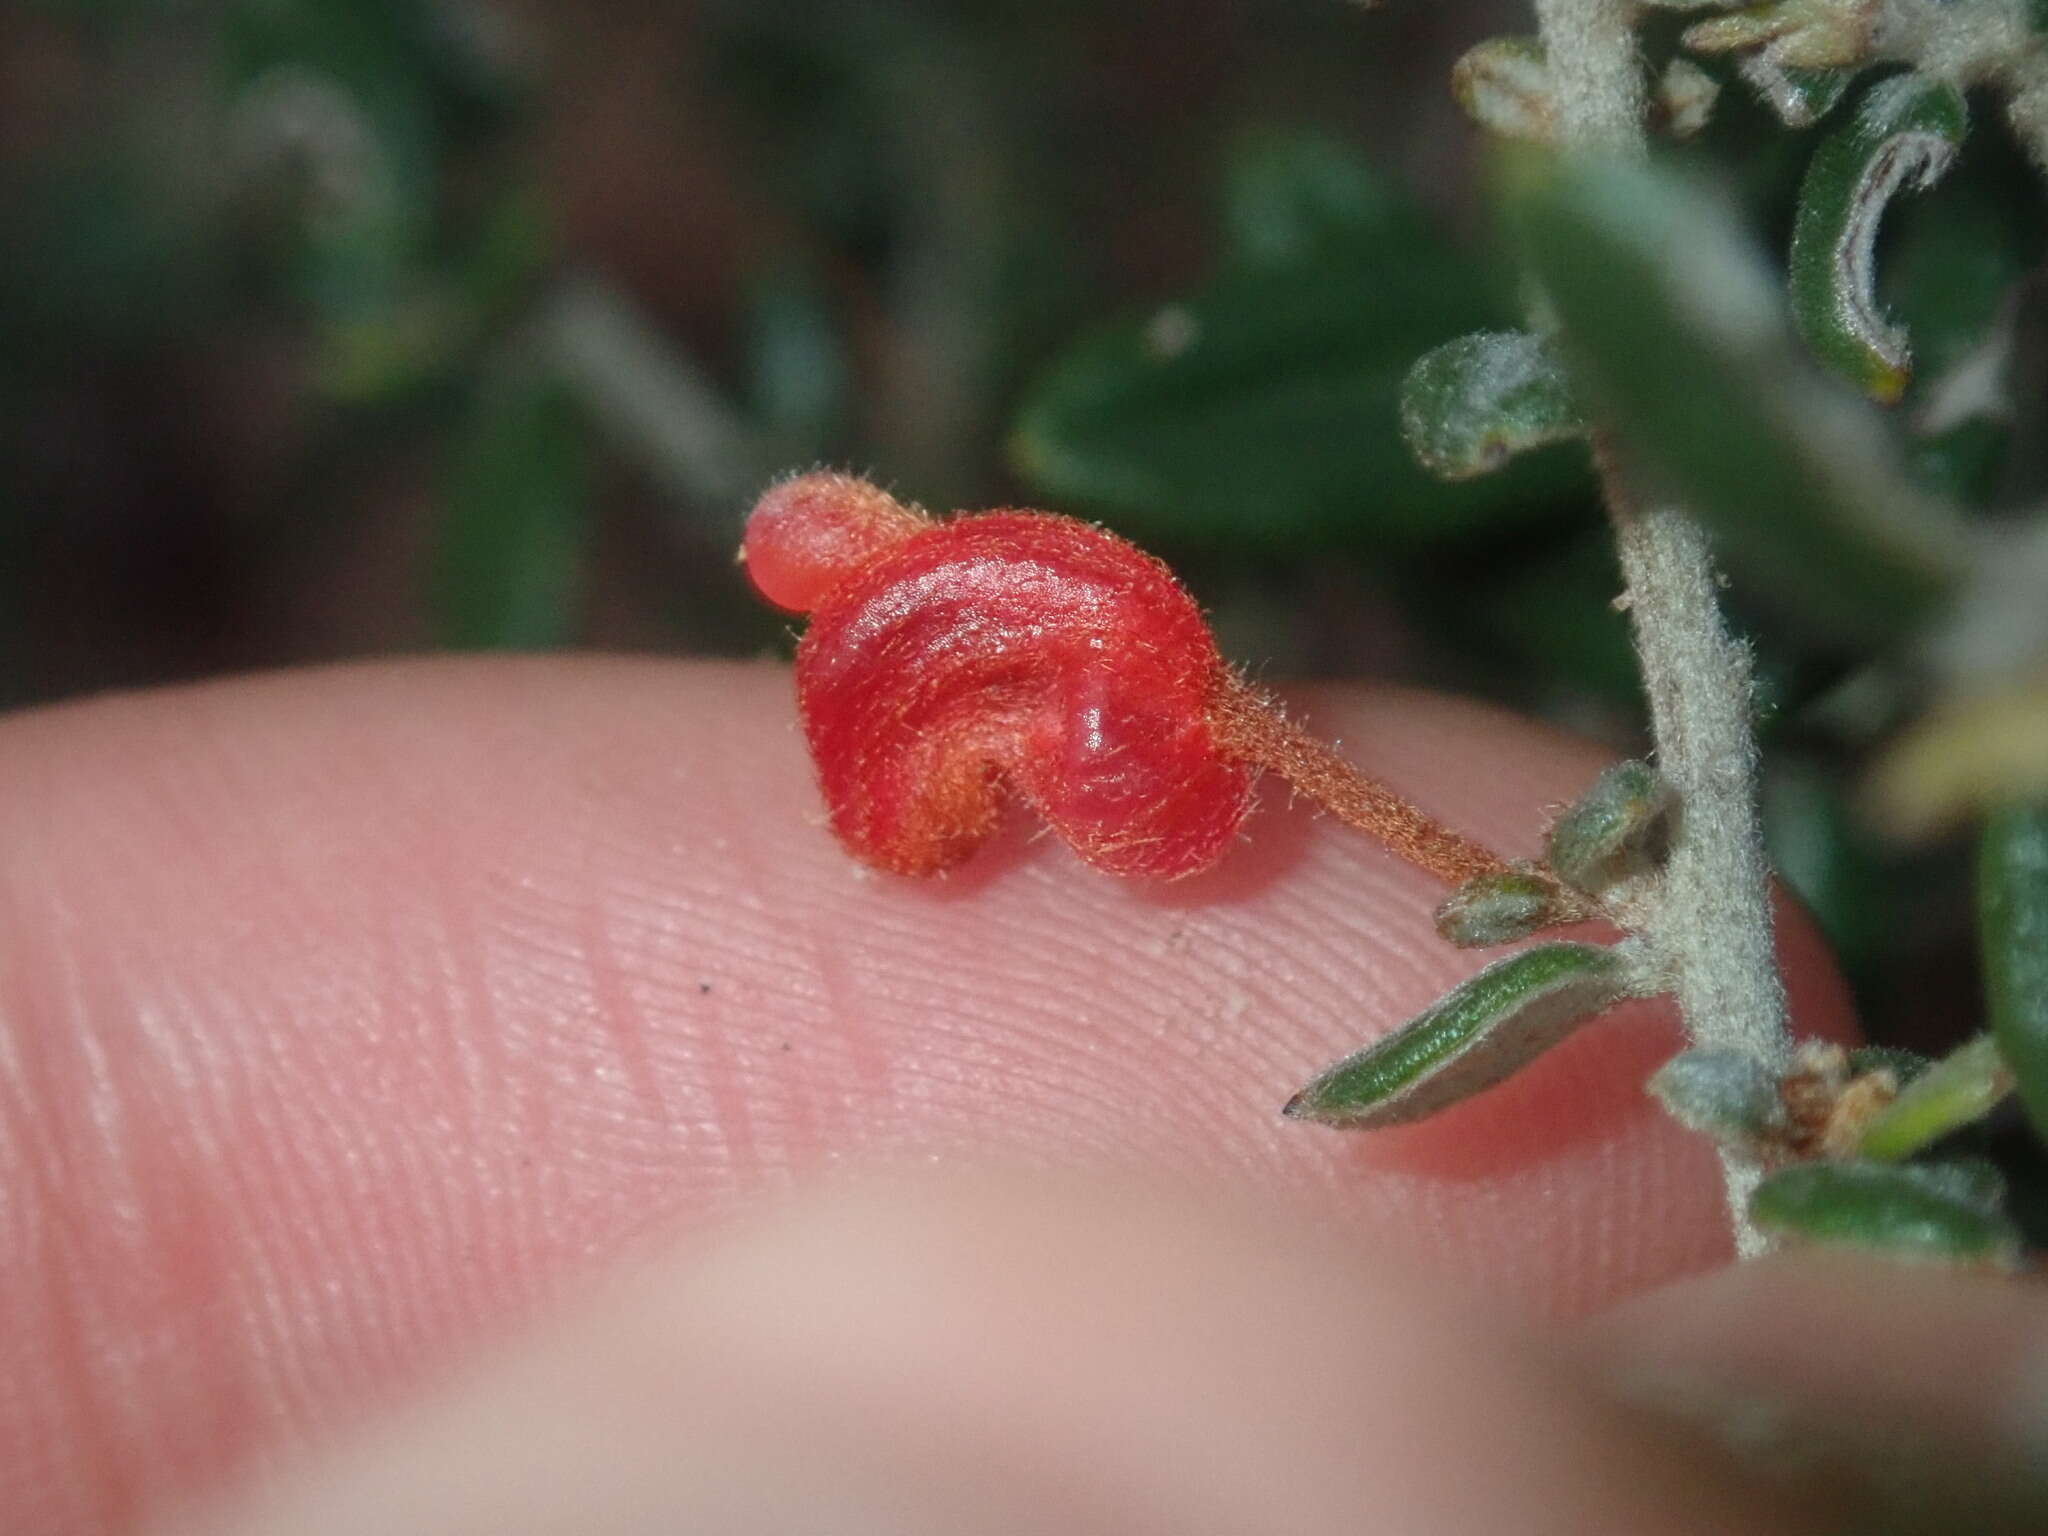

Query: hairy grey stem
<box><xmin>1601</xmin><ymin>457</ymin><xmax>1790</xmax><ymax>1257</ymax></box>
<box><xmin>1533</xmin><ymin>0</ymin><xmax>1789</xmax><ymax>1257</ymax></box>
<box><xmin>1531</xmin><ymin>0</ymin><xmax>1647</xmax><ymax>153</ymax></box>
<box><xmin>2006</xmin><ymin>55</ymin><xmax>2048</xmax><ymax>179</ymax></box>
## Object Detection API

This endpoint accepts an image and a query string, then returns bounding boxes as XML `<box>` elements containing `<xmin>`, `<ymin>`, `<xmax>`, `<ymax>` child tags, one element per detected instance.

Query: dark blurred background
<box><xmin>0</xmin><ymin>0</ymin><xmax>1556</xmax><ymax>699</ymax></box>
<box><xmin>6</xmin><ymin>0</ymin><xmax>2046</xmax><ymax>1087</ymax></box>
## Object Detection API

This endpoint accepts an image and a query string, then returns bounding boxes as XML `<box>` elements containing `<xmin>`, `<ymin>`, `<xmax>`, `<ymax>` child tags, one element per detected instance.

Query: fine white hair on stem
<box><xmin>1528</xmin><ymin>0</ymin><xmax>1790</xmax><ymax>1256</ymax></box>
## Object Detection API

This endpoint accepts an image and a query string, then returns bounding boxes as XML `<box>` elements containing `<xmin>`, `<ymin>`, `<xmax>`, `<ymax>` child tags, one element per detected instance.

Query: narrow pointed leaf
<box><xmin>1433</xmin><ymin>865</ymin><xmax>1573</xmax><ymax>948</ymax></box>
<box><xmin>1750</xmin><ymin>1160</ymin><xmax>2024</xmax><ymax>1268</ymax></box>
<box><xmin>434</xmin><ymin>368</ymin><xmax>589</xmax><ymax>650</ymax></box>
<box><xmin>1399</xmin><ymin>331</ymin><xmax>1583</xmax><ymax>480</ymax></box>
<box><xmin>1741</xmin><ymin>61</ymin><xmax>1854</xmax><ymax>128</ymax></box>
<box><xmin>1284</xmin><ymin>943</ymin><xmax>1635</xmax><ymax>1129</ymax></box>
<box><xmin>1982</xmin><ymin>803</ymin><xmax>2048</xmax><ymax>1140</ymax></box>
<box><xmin>1858</xmin><ymin>1035</ymin><xmax>2014</xmax><ymax>1160</ymax></box>
<box><xmin>1681</xmin><ymin>2</ymin><xmax>1867</xmax><ymax>68</ymax></box>
<box><xmin>1648</xmin><ymin>1047</ymin><xmax>1787</xmax><ymax>1145</ymax></box>
<box><xmin>1545</xmin><ymin>760</ymin><xmax>1673</xmax><ymax>895</ymax></box>
<box><xmin>1907</xmin><ymin>1155</ymin><xmax>2010</xmax><ymax>1213</ymax></box>
<box><xmin>1791</xmin><ymin>74</ymin><xmax>1968</xmax><ymax>402</ymax></box>
<box><xmin>1513</xmin><ymin>156</ymin><xmax>1968</xmax><ymax>646</ymax></box>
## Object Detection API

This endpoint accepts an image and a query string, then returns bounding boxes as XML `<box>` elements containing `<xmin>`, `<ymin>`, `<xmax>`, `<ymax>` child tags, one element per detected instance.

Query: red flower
<box><xmin>742</xmin><ymin>473</ymin><xmax>1505</xmax><ymax>885</ymax></box>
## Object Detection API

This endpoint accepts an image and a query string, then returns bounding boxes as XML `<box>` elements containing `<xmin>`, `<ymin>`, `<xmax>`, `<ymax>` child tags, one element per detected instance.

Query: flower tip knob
<box><xmin>740</xmin><ymin>472</ymin><xmax>928</xmax><ymax>614</ymax></box>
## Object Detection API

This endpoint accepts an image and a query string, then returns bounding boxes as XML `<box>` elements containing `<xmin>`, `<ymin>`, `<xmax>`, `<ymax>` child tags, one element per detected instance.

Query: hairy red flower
<box><xmin>742</xmin><ymin>473</ymin><xmax>1506</xmax><ymax>885</ymax></box>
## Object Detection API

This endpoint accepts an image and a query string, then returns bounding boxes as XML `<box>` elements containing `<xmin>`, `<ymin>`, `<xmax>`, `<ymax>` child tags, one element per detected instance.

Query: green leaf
<box><xmin>1739</xmin><ymin>61</ymin><xmax>1855</xmax><ymax>129</ymax></box>
<box><xmin>1648</xmin><ymin>1047</ymin><xmax>1788</xmax><ymax>1145</ymax></box>
<box><xmin>1218</xmin><ymin>126</ymin><xmax>1424</xmax><ymax>269</ymax></box>
<box><xmin>1433</xmin><ymin>865</ymin><xmax>1574</xmax><ymax>948</ymax></box>
<box><xmin>1681</xmin><ymin>2</ymin><xmax>1868</xmax><ymax>69</ymax></box>
<box><xmin>1545</xmin><ymin>760</ymin><xmax>1673</xmax><ymax>895</ymax></box>
<box><xmin>1283</xmin><ymin>943</ymin><xmax>1637</xmax><ymax>1129</ymax></box>
<box><xmin>1847</xmin><ymin>1045</ymin><xmax>1933</xmax><ymax>1085</ymax></box>
<box><xmin>1012</xmin><ymin>150</ymin><xmax>1587</xmax><ymax>550</ymax></box>
<box><xmin>1399</xmin><ymin>331</ymin><xmax>1583</xmax><ymax>480</ymax></box>
<box><xmin>1859</xmin><ymin>1035</ymin><xmax>2015</xmax><ymax>1161</ymax></box>
<box><xmin>1982</xmin><ymin>803</ymin><xmax>2048</xmax><ymax>1141</ymax></box>
<box><xmin>434</xmin><ymin>367</ymin><xmax>589</xmax><ymax>650</ymax></box>
<box><xmin>1512</xmin><ymin>155</ymin><xmax>1969</xmax><ymax>646</ymax></box>
<box><xmin>1749</xmin><ymin>1159</ymin><xmax>2024</xmax><ymax>1269</ymax></box>
<box><xmin>224</xmin><ymin>0</ymin><xmax>441</xmax><ymax>324</ymax></box>
<box><xmin>1790</xmin><ymin>74</ymin><xmax>1968</xmax><ymax>403</ymax></box>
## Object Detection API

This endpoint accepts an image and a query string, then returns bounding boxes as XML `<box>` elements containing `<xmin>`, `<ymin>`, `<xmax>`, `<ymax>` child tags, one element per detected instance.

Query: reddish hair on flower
<box><xmin>741</xmin><ymin>471</ymin><xmax>1511</xmax><ymax>885</ymax></box>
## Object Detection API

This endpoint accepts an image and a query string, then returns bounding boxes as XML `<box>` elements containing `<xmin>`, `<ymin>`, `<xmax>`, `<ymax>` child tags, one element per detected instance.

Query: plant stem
<box><xmin>1532</xmin><ymin>0</ymin><xmax>1648</xmax><ymax>153</ymax></box>
<box><xmin>1600</xmin><ymin>454</ymin><xmax>1790</xmax><ymax>1256</ymax></box>
<box><xmin>1533</xmin><ymin>0</ymin><xmax>1790</xmax><ymax>1257</ymax></box>
<box><xmin>2004</xmin><ymin>53</ymin><xmax>2048</xmax><ymax>178</ymax></box>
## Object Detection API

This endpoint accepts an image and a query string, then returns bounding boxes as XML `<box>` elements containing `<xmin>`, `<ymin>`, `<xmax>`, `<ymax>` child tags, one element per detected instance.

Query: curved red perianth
<box><xmin>793</xmin><ymin>512</ymin><xmax>1252</xmax><ymax>879</ymax></box>
<box><xmin>742</xmin><ymin>472</ymin><xmax>932</xmax><ymax>614</ymax></box>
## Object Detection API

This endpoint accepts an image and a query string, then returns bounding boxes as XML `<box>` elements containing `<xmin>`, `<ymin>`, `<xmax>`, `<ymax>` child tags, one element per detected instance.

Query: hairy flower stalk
<box><xmin>1535</xmin><ymin>0</ymin><xmax>1791</xmax><ymax>1255</ymax></box>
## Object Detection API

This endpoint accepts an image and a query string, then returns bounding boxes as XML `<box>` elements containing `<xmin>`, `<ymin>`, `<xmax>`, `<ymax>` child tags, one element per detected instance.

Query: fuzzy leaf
<box><xmin>1982</xmin><ymin>803</ymin><xmax>2048</xmax><ymax>1141</ymax></box>
<box><xmin>1791</xmin><ymin>74</ymin><xmax>1968</xmax><ymax>403</ymax></box>
<box><xmin>1434</xmin><ymin>865</ymin><xmax>1572</xmax><ymax>948</ymax></box>
<box><xmin>1749</xmin><ymin>1160</ymin><xmax>2024</xmax><ymax>1268</ymax></box>
<box><xmin>1741</xmin><ymin>61</ymin><xmax>1855</xmax><ymax>128</ymax></box>
<box><xmin>1648</xmin><ymin>1047</ymin><xmax>1788</xmax><ymax>1144</ymax></box>
<box><xmin>1451</xmin><ymin>38</ymin><xmax>1555</xmax><ymax>143</ymax></box>
<box><xmin>1655</xmin><ymin>57</ymin><xmax>1722</xmax><ymax>139</ymax></box>
<box><xmin>1682</xmin><ymin>1</ymin><xmax>1870</xmax><ymax>69</ymax></box>
<box><xmin>1858</xmin><ymin>1035</ymin><xmax>2014</xmax><ymax>1161</ymax></box>
<box><xmin>1011</xmin><ymin>159</ymin><xmax>1585</xmax><ymax>548</ymax></box>
<box><xmin>1546</xmin><ymin>760</ymin><xmax>1673</xmax><ymax>895</ymax></box>
<box><xmin>1512</xmin><ymin>155</ymin><xmax>1968</xmax><ymax>646</ymax></box>
<box><xmin>1399</xmin><ymin>331</ymin><xmax>1583</xmax><ymax>480</ymax></box>
<box><xmin>1284</xmin><ymin>943</ymin><xmax>1635</xmax><ymax>1129</ymax></box>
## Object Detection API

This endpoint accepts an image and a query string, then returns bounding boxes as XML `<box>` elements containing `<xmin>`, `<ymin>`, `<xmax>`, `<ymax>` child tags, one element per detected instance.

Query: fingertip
<box><xmin>0</xmin><ymin>659</ymin><xmax>1860</xmax><ymax>1531</ymax></box>
<box><xmin>168</xmin><ymin>1176</ymin><xmax>1812</xmax><ymax>1536</ymax></box>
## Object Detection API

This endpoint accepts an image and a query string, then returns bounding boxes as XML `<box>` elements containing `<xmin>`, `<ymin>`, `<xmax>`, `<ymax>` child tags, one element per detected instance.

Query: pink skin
<box><xmin>0</xmin><ymin>658</ymin><xmax>1866</xmax><ymax>1533</ymax></box>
